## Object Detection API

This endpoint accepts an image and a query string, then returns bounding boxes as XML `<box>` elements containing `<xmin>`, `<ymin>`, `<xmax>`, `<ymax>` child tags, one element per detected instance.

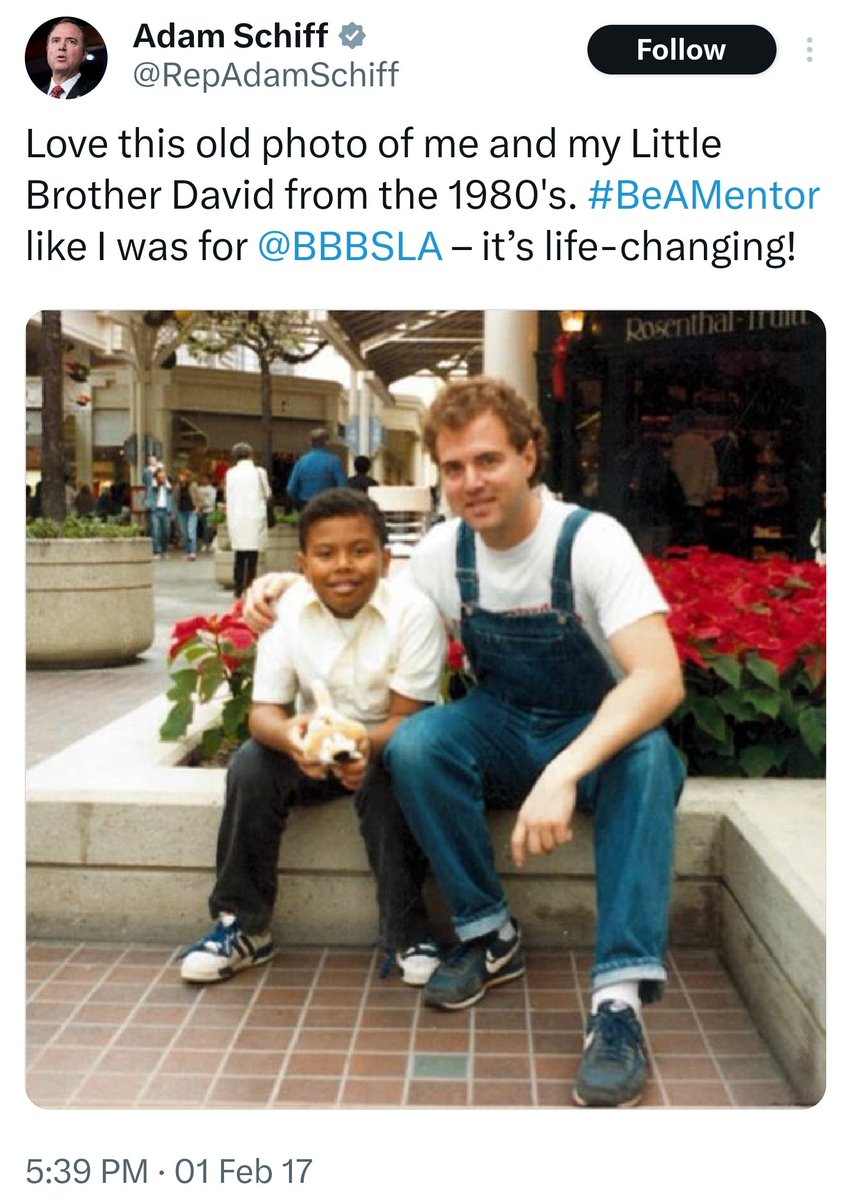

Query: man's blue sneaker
<box><xmin>423</xmin><ymin>919</ymin><xmax>524</xmax><ymax>1010</ymax></box>
<box><xmin>179</xmin><ymin>913</ymin><xmax>274</xmax><ymax>983</ymax></box>
<box><xmin>573</xmin><ymin>1000</ymin><xmax>648</xmax><ymax>1107</ymax></box>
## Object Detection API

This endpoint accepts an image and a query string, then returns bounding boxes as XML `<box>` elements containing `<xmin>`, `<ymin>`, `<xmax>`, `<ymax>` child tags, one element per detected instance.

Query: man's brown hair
<box><xmin>424</xmin><ymin>376</ymin><xmax>550</xmax><ymax>486</ymax></box>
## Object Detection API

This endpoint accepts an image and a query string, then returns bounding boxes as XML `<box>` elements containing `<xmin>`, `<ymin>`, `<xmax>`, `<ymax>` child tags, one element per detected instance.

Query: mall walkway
<box><xmin>25</xmin><ymin>551</ymin><xmax>800</xmax><ymax>1108</ymax></box>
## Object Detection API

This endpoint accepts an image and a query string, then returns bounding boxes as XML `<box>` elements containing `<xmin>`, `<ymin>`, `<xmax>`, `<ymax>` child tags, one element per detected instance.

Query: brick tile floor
<box><xmin>27</xmin><ymin>941</ymin><xmax>800</xmax><ymax>1109</ymax></box>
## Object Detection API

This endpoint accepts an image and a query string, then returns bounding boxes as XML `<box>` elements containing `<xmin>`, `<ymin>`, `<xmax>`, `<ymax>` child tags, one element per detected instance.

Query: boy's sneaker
<box><xmin>179</xmin><ymin>913</ymin><xmax>274</xmax><ymax>983</ymax></box>
<box><xmin>396</xmin><ymin>941</ymin><xmax>441</xmax><ymax>986</ymax></box>
<box><xmin>423</xmin><ymin>919</ymin><xmax>524</xmax><ymax>1010</ymax></box>
<box><xmin>573</xmin><ymin>1000</ymin><xmax>648</xmax><ymax>1107</ymax></box>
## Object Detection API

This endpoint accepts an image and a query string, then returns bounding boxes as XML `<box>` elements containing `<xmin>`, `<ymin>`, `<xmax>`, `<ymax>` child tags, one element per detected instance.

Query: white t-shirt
<box><xmin>407</xmin><ymin>490</ymin><xmax>668</xmax><ymax>676</ymax></box>
<box><xmin>251</xmin><ymin>575</ymin><xmax>446</xmax><ymax>730</ymax></box>
<box><xmin>197</xmin><ymin>484</ymin><xmax>217</xmax><ymax>513</ymax></box>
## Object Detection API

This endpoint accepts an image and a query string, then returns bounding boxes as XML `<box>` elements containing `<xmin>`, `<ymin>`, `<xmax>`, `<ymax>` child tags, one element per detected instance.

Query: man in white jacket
<box><xmin>225</xmin><ymin>443</ymin><xmax>271</xmax><ymax>597</ymax></box>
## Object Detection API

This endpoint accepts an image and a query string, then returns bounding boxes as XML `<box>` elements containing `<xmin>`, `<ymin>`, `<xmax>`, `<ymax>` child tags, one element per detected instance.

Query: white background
<box><xmin>6</xmin><ymin>3</ymin><xmax>846</xmax><ymax>1195</ymax></box>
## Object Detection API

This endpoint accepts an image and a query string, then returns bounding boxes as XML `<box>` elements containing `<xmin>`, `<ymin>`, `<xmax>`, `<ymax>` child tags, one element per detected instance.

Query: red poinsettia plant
<box><xmin>647</xmin><ymin>548</ymin><xmax>826</xmax><ymax>777</ymax></box>
<box><xmin>159</xmin><ymin>600</ymin><xmax>258</xmax><ymax>759</ymax></box>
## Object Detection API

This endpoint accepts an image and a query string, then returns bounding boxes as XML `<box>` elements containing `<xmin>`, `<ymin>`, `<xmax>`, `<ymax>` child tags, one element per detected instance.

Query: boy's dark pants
<box><xmin>209</xmin><ymin>738</ymin><xmax>430</xmax><ymax>951</ymax></box>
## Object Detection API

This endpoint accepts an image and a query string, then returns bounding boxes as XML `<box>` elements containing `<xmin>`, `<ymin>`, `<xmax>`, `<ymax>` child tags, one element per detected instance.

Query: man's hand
<box><xmin>510</xmin><ymin>765</ymin><xmax>576</xmax><ymax>868</ymax></box>
<box><xmin>242</xmin><ymin>572</ymin><xmax>296</xmax><ymax>634</ymax></box>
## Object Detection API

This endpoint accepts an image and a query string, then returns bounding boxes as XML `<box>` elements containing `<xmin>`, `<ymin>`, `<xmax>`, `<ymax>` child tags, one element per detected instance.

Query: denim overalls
<box><xmin>386</xmin><ymin>507</ymin><xmax>686</xmax><ymax>1001</ymax></box>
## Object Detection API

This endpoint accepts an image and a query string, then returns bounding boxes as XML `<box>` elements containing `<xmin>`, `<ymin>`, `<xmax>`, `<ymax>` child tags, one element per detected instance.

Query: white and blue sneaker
<box><xmin>396</xmin><ymin>941</ymin><xmax>441</xmax><ymax>986</ymax></box>
<box><xmin>179</xmin><ymin>913</ymin><xmax>274</xmax><ymax>983</ymax></box>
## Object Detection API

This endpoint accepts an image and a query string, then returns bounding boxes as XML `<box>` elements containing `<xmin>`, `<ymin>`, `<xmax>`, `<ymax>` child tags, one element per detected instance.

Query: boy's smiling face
<box><xmin>298</xmin><ymin>514</ymin><xmax>390</xmax><ymax>618</ymax></box>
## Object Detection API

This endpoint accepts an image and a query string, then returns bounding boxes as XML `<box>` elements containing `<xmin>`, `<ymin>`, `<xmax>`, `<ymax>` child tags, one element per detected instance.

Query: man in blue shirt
<box><xmin>286</xmin><ymin>428</ymin><xmax>347</xmax><ymax>510</ymax></box>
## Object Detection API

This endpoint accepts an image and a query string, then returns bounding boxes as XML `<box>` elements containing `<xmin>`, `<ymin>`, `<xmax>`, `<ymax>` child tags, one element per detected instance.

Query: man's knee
<box><xmin>385</xmin><ymin>707</ymin><xmax>457</xmax><ymax>776</ymax></box>
<box><xmin>614</xmin><ymin>727</ymin><xmax>685</xmax><ymax>803</ymax></box>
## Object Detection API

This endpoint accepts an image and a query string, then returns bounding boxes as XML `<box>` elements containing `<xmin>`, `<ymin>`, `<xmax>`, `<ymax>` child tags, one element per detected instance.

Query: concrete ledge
<box><xmin>26</xmin><ymin>694</ymin><xmax>825</xmax><ymax>1102</ymax></box>
<box><xmin>719</xmin><ymin>788</ymin><xmax>825</xmax><ymax>1105</ymax></box>
<box><xmin>26</xmin><ymin>697</ymin><xmax>725</xmax><ymax>946</ymax></box>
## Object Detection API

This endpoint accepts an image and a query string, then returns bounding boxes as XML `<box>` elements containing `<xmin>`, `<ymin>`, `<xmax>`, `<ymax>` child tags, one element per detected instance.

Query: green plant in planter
<box><xmin>26</xmin><ymin>515</ymin><xmax>144</xmax><ymax>539</ymax></box>
<box><xmin>160</xmin><ymin>602</ymin><xmax>257</xmax><ymax>759</ymax></box>
<box><xmin>648</xmin><ymin>548</ymin><xmax>826</xmax><ymax>778</ymax></box>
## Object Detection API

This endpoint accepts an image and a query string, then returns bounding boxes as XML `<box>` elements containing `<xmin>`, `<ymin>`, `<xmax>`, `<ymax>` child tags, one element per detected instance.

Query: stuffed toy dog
<box><xmin>299</xmin><ymin>680</ymin><xmax>367</xmax><ymax>766</ymax></box>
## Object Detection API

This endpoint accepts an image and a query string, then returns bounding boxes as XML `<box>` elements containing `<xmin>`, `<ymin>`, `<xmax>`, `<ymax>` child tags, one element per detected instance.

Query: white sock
<box><xmin>591</xmin><ymin>981</ymin><xmax>641</xmax><ymax>1014</ymax></box>
<box><xmin>498</xmin><ymin>918</ymin><xmax>516</xmax><ymax>940</ymax></box>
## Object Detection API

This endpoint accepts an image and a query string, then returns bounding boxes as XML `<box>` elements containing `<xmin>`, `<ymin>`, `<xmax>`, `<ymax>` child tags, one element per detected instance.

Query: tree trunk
<box><xmin>40</xmin><ymin>310</ymin><xmax>67</xmax><ymax>521</ymax></box>
<box><xmin>259</xmin><ymin>355</ymin><xmax>273</xmax><ymax>474</ymax></box>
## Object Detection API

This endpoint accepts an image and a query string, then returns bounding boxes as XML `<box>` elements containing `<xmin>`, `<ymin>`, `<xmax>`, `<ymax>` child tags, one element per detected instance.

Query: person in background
<box><xmin>347</xmin><ymin>455</ymin><xmax>379</xmax><ymax>493</ymax></box>
<box><xmin>669</xmin><ymin>410</ymin><xmax>718</xmax><ymax>546</ymax></box>
<box><xmin>286</xmin><ymin>428</ymin><xmax>347</xmax><ymax>511</ymax></box>
<box><xmin>74</xmin><ymin>484</ymin><xmax>95</xmax><ymax>515</ymax></box>
<box><xmin>150</xmin><ymin>466</ymin><xmax>174</xmax><ymax>559</ymax></box>
<box><xmin>196</xmin><ymin>472</ymin><xmax>218</xmax><ymax>552</ymax></box>
<box><xmin>174</xmin><ymin>468</ymin><xmax>201</xmax><ymax>561</ymax></box>
<box><xmin>142</xmin><ymin>454</ymin><xmax>161</xmax><ymax>537</ymax></box>
<box><xmin>94</xmin><ymin>485</ymin><xmax>113</xmax><ymax>518</ymax></box>
<box><xmin>225</xmin><ymin>443</ymin><xmax>271</xmax><ymax>597</ymax></box>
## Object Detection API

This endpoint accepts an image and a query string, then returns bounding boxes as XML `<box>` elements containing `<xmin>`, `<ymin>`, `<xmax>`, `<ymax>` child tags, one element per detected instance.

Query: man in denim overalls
<box><xmin>384</xmin><ymin>377</ymin><xmax>686</xmax><ymax>1107</ymax></box>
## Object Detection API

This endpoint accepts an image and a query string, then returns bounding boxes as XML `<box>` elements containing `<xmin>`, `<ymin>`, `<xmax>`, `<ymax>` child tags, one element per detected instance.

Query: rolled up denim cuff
<box><xmin>591</xmin><ymin>959</ymin><xmax>668</xmax><ymax>1005</ymax></box>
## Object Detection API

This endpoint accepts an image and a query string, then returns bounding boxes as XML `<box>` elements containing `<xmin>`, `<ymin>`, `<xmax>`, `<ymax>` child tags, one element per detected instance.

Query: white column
<box><xmin>483</xmin><ymin>310</ymin><xmax>538</xmax><ymax>402</ymax></box>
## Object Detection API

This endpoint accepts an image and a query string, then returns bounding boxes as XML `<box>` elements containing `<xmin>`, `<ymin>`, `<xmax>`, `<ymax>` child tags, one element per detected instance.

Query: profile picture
<box><xmin>26</xmin><ymin>16</ymin><xmax>107</xmax><ymax>99</ymax></box>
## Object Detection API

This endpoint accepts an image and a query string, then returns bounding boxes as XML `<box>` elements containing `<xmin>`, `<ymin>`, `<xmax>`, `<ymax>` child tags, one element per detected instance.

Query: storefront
<box><xmin>536</xmin><ymin>310</ymin><xmax>825</xmax><ymax>560</ymax></box>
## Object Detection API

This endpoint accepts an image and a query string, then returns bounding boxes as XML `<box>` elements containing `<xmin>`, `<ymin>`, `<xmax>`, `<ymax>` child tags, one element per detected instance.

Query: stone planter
<box><xmin>213</xmin><ymin>522</ymin><xmax>300</xmax><ymax>589</ymax></box>
<box><xmin>266</xmin><ymin>522</ymin><xmax>301</xmax><ymax>572</ymax></box>
<box><xmin>26</xmin><ymin>538</ymin><xmax>155</xmax><ymax>669</ymax></box>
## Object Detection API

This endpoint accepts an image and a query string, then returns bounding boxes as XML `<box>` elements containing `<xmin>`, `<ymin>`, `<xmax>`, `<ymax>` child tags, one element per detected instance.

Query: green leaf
<box><xmin>716</xmin><ymin>690</ymin><xmax>759</xmax><ymax>722</ymax></box>
<box><xmin>745</xmin><ymin>690</ymin><xmax>783</xmax><ymax>720</ymax></box>
<box><xmin>779</xmin><ymin>693</ymin><xmax>804</xmax><ymax>732</ymax></box>
<box><xmin>198</xmin><ymin>658</ymin><xmax>225</xmax><ymax>703</ymax></box>
<box><xmin>201</xmin><ymin>727</ymin><xmax>224</xmax><ymax>758</ymax></box>
<box><xmin>222</xmin><ymin>692</ymin><xmax>251</xmax><ymax>740</ymax></box>
<box><xmin>785</xmin><ymin>740</ymin><xmax>826</xmax><ymax>778</ymax></box>
<box><xmin>690</xmin><ymin>696</ymin><xmax>729</xmax><ymax>743</ymax></box>
<box><xmin>184</xmin><ymin>643</ymin><xmax>213</xmax><ymax>663</ymax></box>
<box><xmin>745</xmin><ymin>654</ymin><xmax>780</xmax><ymax>691</ymax></box>
<box><xmin>709</xmin><ymin>654</ymin><xmax>742</xmax><ymax>689</ymax></box>
<box><xmin>798</xmin><ymin>705</ymin><xmax>827</xmax><ymax>759</ymax></box>
<box><xmin>159</xmin><ymin>699</ymin><xmax>194</xmax><ymax>741</ymax></box>
<box><xmin>166</xmin><ymin>669</ymin><xmax>198</xmax><ymax>701</ymax></box>
<box><xmin>738</xmin><ymin>743</ymin><xmax>789</xmax><ymax>778</ymax></box>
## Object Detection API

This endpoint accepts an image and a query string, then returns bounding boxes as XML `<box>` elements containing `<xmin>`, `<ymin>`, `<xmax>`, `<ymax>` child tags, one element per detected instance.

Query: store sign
<box><xmin>624</xmin><ymin>310</ymin><xmax>811</xmax><ymax>343</ymax></box>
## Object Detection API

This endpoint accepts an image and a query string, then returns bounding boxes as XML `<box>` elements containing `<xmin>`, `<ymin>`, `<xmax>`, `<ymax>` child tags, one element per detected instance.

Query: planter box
<box><xmin>214</xmin><ymin>522</ymin><xmax>300</xmax><ymax>589</ymax></box>
<box><xmin>26</xmin><ymin>538</ymin><xmax>155</xmax><ymax>669</ymax></box>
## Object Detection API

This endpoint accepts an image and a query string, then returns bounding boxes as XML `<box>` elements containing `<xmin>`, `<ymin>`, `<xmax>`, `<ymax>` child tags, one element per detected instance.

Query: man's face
<box><xmin>46</xmin><ymin>22</ymin><xmax>86</xmax><ymax>81</ymax></box>
<box><xmin>299</xmin><ymin>514</ymin><xmax>389</xmax><ymax>618</ymax></box>
<box><xmin>435</xmin><ymin>409</ymin><xmax>538</xmax><ymax>549</ymax></box>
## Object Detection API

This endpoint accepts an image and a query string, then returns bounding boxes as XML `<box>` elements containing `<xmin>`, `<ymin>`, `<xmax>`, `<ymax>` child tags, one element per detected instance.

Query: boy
<box><xmin>180</xmin><ymin>489</ymin><xmax>446</xmax><ymax>986</ymax></box>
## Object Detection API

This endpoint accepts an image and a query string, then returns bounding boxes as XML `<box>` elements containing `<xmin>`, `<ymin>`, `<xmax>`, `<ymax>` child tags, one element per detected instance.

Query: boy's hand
<box><xmin>331</xmin><ymin>737</ymin><xmax>371</xmax><ymax>792</ymax></box>
<box><xmin>282</xmin><ymin>714</ymin><xmax>329</xmax><ymax>780</ymax></box>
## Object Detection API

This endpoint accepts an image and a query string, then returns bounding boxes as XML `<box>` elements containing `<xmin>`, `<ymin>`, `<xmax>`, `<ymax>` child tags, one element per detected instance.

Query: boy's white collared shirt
<box><xmin>251</xmin><ymin>575</ymin><xmax>446</xmax><ymax>729</ymax></box>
